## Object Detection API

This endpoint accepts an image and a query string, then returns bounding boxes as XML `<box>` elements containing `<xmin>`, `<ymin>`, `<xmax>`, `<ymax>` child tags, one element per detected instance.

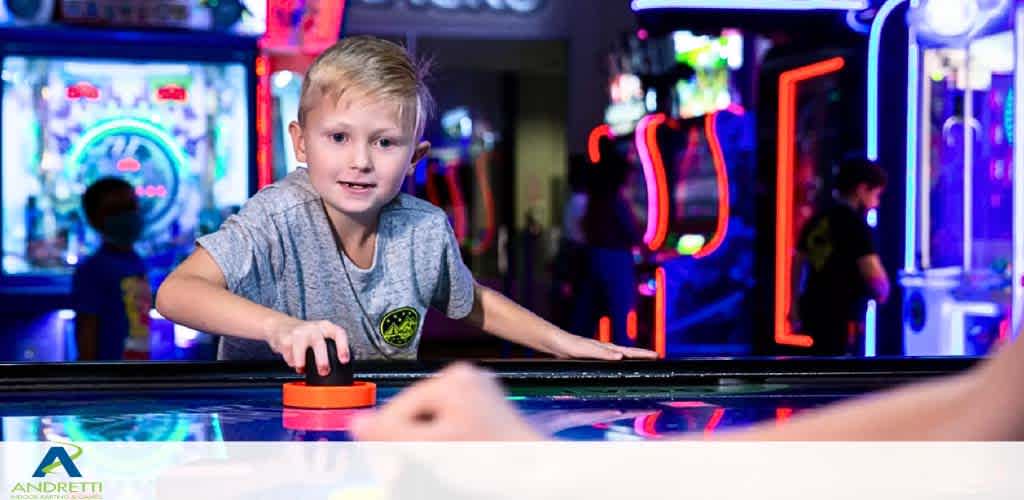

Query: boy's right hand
<box><xmin>265</xmin><ymin>317</ymin><xmax>350</xmax><ymax>375</ymax></box>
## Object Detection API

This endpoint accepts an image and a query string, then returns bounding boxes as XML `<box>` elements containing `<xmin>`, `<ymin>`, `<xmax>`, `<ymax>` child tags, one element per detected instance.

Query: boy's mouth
<box><xmin>339</xmin><ymin>181</ymin><xmax>377</xmax><ymax>192</ymax></box>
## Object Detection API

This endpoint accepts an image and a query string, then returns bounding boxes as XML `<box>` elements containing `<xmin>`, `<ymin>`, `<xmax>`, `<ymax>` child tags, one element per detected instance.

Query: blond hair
<box><xmin>298</xmin><ymin>36</ymin><xmax>433</xmax><ymax>137</ymax></box>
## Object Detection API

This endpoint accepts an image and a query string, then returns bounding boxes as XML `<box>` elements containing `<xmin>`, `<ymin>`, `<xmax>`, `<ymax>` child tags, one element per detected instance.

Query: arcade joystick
<box><xmin>282</xmin><ymin>339</ymin><xmax>376</xmax><ymax>409</ymax></box>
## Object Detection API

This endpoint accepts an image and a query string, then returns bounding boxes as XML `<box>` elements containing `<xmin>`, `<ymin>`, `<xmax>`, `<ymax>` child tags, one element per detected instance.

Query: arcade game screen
<box><xmin>1</xmin><ymin>55</ymin><xmax>251</xmax><ymax>282</ymax></box>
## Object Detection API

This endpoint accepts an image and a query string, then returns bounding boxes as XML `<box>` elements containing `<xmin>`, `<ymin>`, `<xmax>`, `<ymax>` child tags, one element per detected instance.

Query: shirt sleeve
<box><xmin>430</xmin><ymin>216</ymin><xmax>476</xmax><ymax>319</ymax></box>
<box><xmin>195</xmin><ymin>191</ymin><xmax>278</xmax><ymax>305</ymax></box>
<box><xmin>71</xmin><ymin>264</ymin><xmax>101</xmax><ymax>315</ymax></box>
<box><xmin>848</xmin><ymin>213</ymin><xmax>877</xmax><ymax>260</ymax></box>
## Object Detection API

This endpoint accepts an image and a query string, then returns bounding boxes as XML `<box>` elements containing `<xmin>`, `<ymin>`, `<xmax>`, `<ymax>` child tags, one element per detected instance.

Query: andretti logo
<box><xmin>9</xmin><ymin>443</ymin><xmax>103</xmax><ymax>500</ymax></box>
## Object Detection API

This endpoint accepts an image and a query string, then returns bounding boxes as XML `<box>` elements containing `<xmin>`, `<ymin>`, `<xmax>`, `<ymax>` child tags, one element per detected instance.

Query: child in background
<box><xmin>71</xmin><ymin>177</ymin><xmax>151</xmax><ymax>361</ymax></box>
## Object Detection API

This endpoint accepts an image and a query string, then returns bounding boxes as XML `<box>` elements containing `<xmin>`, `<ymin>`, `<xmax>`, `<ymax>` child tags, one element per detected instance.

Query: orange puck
<box><xmin>282</xmin><ymin>381</ymin><xmax>377</xmax><ymax>409</ymax></box>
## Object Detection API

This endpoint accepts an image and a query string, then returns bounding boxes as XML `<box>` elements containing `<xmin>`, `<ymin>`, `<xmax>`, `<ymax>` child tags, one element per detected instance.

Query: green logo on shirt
<box><xmin>380</xmin><ymin>307</ymin><xmax>421</xmax><ymax>348</ymax></box>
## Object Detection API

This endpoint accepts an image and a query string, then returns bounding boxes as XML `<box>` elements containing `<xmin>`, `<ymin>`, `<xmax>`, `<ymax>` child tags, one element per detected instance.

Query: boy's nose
<box><xmin>349</xmin><ymin>144</ymin><xmax>373</xmax><ymax>171</ymax></box>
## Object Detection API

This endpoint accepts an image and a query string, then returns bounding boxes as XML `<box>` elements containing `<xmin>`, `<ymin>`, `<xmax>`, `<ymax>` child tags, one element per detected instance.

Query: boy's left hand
<box><xmin>551</xmin><ymin>332</ymin><xmax>659</xmax><ymax>360</ymax></box>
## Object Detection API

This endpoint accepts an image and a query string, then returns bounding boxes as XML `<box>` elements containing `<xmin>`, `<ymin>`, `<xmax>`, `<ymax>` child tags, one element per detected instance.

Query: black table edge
<box><xmin>0</xmin><ymin>357</ymin><xmax>981</xmax><ymax>391</ymax></box>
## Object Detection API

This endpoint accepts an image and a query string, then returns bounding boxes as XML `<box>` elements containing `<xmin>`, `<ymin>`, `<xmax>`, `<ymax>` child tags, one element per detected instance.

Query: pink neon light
<box><xmin>633</xmin><ymin>411</ymin><xmax>662</xmax><ymax>438</ymax></box>
<box><xmin>662</xmin><ymin>401</ymin><xmax>712</xmax><ymax>408</ymax></box>
<box><xmin>636</xmin><ymin>114</ymin><xmax>670</xmax><ymax>249</ymax></box>
<box><xmin>703</xmin><ymin>408</ymin><xmax>726</xmax><ymax>436</ymax></box>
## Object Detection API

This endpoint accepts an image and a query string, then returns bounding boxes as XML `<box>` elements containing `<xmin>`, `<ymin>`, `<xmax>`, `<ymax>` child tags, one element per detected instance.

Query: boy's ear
<box><xmin>409</xmin><ymin>141</ymin><xmax>431</xmax><ymax>175</ymax></box>
<box><xmin>288</xmin><ymin>121</ymin><xmax>307</xmax><ymax>163</ymax></box>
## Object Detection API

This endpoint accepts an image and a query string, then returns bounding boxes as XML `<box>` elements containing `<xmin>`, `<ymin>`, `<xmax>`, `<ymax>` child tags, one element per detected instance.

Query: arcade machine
<box><xmin>899</xmin><ymin>0</ymin><xmax>1022</xmax><ymax>356</ymax></box>
<box><xmin>630</xmin><ymin>0</ymin><xmax>872</xmax><ymax>356</ymax></box>
<box><xmin>587</xmin><ymin>28</ymin><xmax>757</xmax><ymax>357</ymax></box>
<box><xmin>0</xmin><ymin>0</ymin><xmax>262</xmax><ymax>360</ymax></box>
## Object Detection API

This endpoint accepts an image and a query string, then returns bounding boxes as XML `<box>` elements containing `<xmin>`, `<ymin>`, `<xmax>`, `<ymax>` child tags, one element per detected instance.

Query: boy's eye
<box><xmin>376</xmin><ymin>138</ymin><xmax>394</xmax><ymax>148</ymax></box>
<box><xmin>330</xmin><ymin>133</ymin><xmax>347</xmax><ymax>143</ymax></box>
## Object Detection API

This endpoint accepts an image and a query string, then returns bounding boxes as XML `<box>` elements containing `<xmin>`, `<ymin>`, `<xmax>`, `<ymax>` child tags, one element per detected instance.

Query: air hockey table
<box><xmin>0</xmin><ymin>358</ymin><xmax>977</xmax><ymax>442</ymax></box>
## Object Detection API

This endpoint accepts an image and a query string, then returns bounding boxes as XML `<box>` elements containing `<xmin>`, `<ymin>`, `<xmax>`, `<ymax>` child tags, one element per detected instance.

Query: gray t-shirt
<box><xmin>197</xmin><ymin>168</ymin><xmax>476</xmax><ymax>361</ymax></box>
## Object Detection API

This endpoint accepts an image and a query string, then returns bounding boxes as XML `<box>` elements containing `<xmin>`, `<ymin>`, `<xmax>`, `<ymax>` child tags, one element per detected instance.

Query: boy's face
<box><xmin>289</xmin><ymin>91</ymin><xmax>430</xmax><ymax>224</ymax></box>
<box><xmin>854</xmin><ymin>184</ymin><xmax>884</xmax><ymax>212</ymax></box>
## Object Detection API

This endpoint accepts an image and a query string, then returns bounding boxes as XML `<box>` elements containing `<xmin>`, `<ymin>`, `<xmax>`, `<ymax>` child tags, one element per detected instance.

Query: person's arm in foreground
<box><xmin>351</xmin><ymin>336</ymin><xmax>1024</xmax><ymax>441</ymax></box>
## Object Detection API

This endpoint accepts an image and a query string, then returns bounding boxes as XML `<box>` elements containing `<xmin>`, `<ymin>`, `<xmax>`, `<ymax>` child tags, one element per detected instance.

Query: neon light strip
<box><xmin>655</xmin><ymin>267</ymin><xmax>666</xmax><ymax>358</ymax></box>
<box><xmin>425</xmin><ymin>162</ymin><xmax>441</xmax><ymax>206</ymax></box>
<box><xmin>588</xmin><ymin>124</ymin><xmax>613</xmax><ymax>164</ymax></box>
<box><xmin>644</xmin><ymin>114</ymin><xmax>671</xmax><ymax>250</ymax></box>
<box><xmin>631</xmin><ymin>0</ymin><xmax>867</xmax><ymax>10</ymax></box>
<box><xmin>256</xmin><ymin>55</ymin><xmax>273</xmax><ymax>188</ymax></box>
<box><xmin>775</xmin><ymin>408</ymin><xmax>794</xmax><ymax>427</ymax></box>
<box><xmin>694</xmin><ymin>111</ymin><xmax>730</xmax><ymax>258</ymax></box>
<box><xmin>703</xmin><ymin>408</ymin><xmax>726</xmax><ymax>437</ymax></box>
<box><xmin>775</xmin><ymin>57</ymin><xmax>846</xmax><ymax>348</ymax></box>
<box><xmin>627</xmin><ymin>309</ymin><xmax>638</xmax><ymax>341</ymax></box>
<box><xmin>443</xmin><ymin>160</ymin><xmax>468</xmax><ymax>244</ymax></box>
<box><xmin>1014</xmin><ymin>6</ymin><xmax>1024</xmax><ymax>336</ymax></box>
<box><xmin>865</xmin><ymin>300</ymin><xmax>877</xmax><ymax>356</ymax></box>
<box><xmin>66</xmin><ymin>118</ymin><xmax>188</xmax><ymax>173</ymax></box>
<box><xmin>921</xmin><ymin>51</ymin><xmax>933</xmax><ymax>269</ymax></box>
<box><xmin>867</xmin><ymin>0</ymin><xmax>907</xmax><ymax>160</ymax></box>
<box><xmin>964</xmin><ymin>61</ymin><xmax>974</xmax><ymax>272</ymax></box>
<box><xmin>905</xmin><ymin>31</ymin><xmax>920</xmax><ymax>273</ymax></box>
<box><xmin>866</xmin><ymin>1</ymin><xmax>905</xmax><ymax>355</ymax></box>
<box><xmin>597</xmin><ymin>316</ymin><xmax>612</xmax><ymax>343</ymax></box>
<box><xmin>635</xmin><ymin>115</ymin><xmax>662</xmax><ymax>248</ymax></box>
<box><xmin>470</xmin><ymin>150</ymin><xmax>496</xmax><ymax>256</ymax></box>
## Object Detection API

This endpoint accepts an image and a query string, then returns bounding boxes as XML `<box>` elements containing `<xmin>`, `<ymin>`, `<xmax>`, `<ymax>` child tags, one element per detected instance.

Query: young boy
<box><xmin>71</xmin><ymin>177</ymin><xmax>151</xmax><ymax>361</ymax></box>
<box><xmin>156</xmin><ymin>36</ymin><xmax>655</xmax><ymax>374</ymax></box>
<box><xmin>790</xmin><ymin>156</ymin><xmax>891</xmax><ymax>356</ymax></box>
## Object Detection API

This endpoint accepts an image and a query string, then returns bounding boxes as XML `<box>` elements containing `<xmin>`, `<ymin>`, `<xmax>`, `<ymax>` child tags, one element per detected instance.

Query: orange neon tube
<box><xmin>443</xmin><ymin>160</ymin><xmax>468</xmax><ymax>244</ymax></box>
<box><xmin>694</xmin><ymin>111</ymin><xmax>731</xmax><ymax>259</ymax></box>
<box><xmin>255</xmin><ymin>55</ymin><xmax>272</xmax><ymax>188</ymax></box>
<box><xmin>588</xmin><ymin>124</ymin><xmax>613</xmax><ymax>164</ymax></box>
<box><xmin>654</xmin><ymin>267</ymin><xmax>666</xmax><ymax>358</ymax></box>
<box><xmin>469</xmin><ymin>151</ymin><xmax>496</xmax><ymax>256</ymax></box>
<box><xmin>775</xmin><ymin>57</ymin><xmax>845</xmax><ymax>348</ymax></box>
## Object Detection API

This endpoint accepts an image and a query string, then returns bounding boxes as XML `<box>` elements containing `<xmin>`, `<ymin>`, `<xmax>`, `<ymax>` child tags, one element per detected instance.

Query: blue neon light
<box><xmin>631</xmin><ymin>0</ymin><xmax>868</xmax><ymax>10</ymax></box>
<box><xmin>865</xmin><ymin>300</ymin><xmax>877</xmax><ymax>356</ymax></box>
<box><xmin>905</xmin><ymin>36</ymin><xmax>920</xmax><ymax>273</ymax></box>
<box><xmin>866</xmin><ymin>0</ymin><xmax>909</xmax><ymax>358</ymax></box>
<box><xmin>867</xmin><ymin>0</ymin><xmax>908</xmax><ymax>160</ymax></box>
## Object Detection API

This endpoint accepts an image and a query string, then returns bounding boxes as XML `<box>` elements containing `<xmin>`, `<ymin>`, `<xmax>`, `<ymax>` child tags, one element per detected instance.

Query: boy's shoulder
<box><xmin>383</xmin><ymin>193</ymin><xmax>459</xmax><ymax>237</ymax></box>
<box><xmin>384</xmin><ymin>192</ymin><xmax>449</xmax><ymax>223</ymax></box>
<box><xmin>244</xmin><ymin>168</ymin><xmax>321</xmax><ymax>217</ymax></box>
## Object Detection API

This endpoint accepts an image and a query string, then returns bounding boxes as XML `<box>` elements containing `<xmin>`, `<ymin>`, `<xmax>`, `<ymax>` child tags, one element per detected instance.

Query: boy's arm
<box><xmin>74</xmin><ymin>314</ymin><xmax>99</xmax><ymax>361</ymax></box>
<box><xmin>856</xmin><ymin>254</ymin><xmax>890</xmax><ymax>304</ymax></box>
<box><xmin>155</xmin><ymin>247</ymin><xmax>348</xmax><ymax>370</ymax></box>
<box><xmin>460</xmin><ymin>283</ymin><xmax>657</xmax><ymax>360</ymax></box>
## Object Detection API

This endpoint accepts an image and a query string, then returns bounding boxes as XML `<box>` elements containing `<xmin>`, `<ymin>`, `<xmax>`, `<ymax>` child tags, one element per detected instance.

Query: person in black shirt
<box><xmin>791</xmin><ymin>157</ymin><xmax>890</xmax><ymax>356</ymax></box>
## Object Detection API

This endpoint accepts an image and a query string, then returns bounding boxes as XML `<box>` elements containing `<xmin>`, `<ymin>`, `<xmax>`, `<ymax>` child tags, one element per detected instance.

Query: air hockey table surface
<box><xmin>0</xmin><ymin>358</ymin><xmax>977</xmax><ymax>442</ymax></box>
